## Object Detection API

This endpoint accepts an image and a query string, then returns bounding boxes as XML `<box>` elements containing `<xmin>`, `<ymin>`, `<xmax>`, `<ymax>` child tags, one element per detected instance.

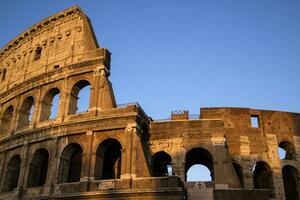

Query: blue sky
<box><xmin>1</xmin><ymin>0</ymin><xmax>300</xmax><ymax>120</ymax></box>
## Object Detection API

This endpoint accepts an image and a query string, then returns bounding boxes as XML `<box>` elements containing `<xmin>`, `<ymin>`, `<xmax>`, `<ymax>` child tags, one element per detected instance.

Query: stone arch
<box><xmin>185</xmin><ymin>147</ymin><xmax>214</xmax><ymax>181</ymax></box>
<box><xmin>17</xmin><ymin>96</ymin><xmax>34</xmax><ymax>128</ymax></box>
<box><xmin>278</xmin><ymin>141</ymin><xmax>295</xmax><ymax>160</ymax></box>
<box><xmin>282</xmin><ymin>165</ymin><xmax>299</xmax><ymax>200</ymax></box>
<box><xmin>68</xmin><ymin>80</ymin><xmax>91</xmax><ymax>115</ymax></box>
<box><xmin>1</xmin><ymin>105</ymin><xmax>14</xmax><ymax>134</ymax></box>
<box><xmin>253</xmin><ymin>161</ymin><xmax>274</xmax><ymax>192</ymax></box>
<box><xmin>232</xmin><ymin>161</ymin><xmax>244</xmax><ymax>188</ymax></box>
<box><xmin>27</xmin><ymin>148</ymin><xmax>49</xmax><ymax>187</ymax></box>
<box><xmin>95</xmin><ymin>138</ymin><xmax>122</xmax><ymax>180</ymax></box>
<box><xmin>152</xmin><ymin>151</ymin><xmax>172</xmax><ymax>177</ymax></box>
<box><xmin>2</xmin><ymin>155</ymin><xmax>21</xmax><ymax>192</ymax></box>
<box><xmin>58</xmin><ymin>143</ymin><xmax>83</xmax><ymax>183</ymax></box>
<box><xmin>40</xmin><ymin>87</ymin><xmax>60</xmax><ymax>121</ymax></box>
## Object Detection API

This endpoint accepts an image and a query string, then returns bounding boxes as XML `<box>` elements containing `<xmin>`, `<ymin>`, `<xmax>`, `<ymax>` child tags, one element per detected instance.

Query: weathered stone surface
<box><xmin>0</xmin><ymin>5</ymin><xmax>299</xmax><ymax>200</ymax></box>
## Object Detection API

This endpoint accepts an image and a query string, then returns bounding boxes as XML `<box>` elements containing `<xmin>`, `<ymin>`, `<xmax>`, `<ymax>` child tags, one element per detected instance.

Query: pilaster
<box><xmin>32</xmin><ymin>86</ymin><xmax>42</xmax><ymax>125</ymax></box>
<box><xmin>0</xmin><ymin>151</ymin><xmax>7</xmax><ymax>192</ymax></box>
<box><xmin>265</xmin><ymin>134</ymin><xmax>285</xmax><ymax>199</ymax></box>
<box><xmin>19</xmin><ymin>142</ymin><xmax>29</xmax><ymax>187</ymax></box>
<box><xmin>121</xmin><ymin>122</ymin><xmax>137</xmax><ymax>179</ymax></box>
<box><xmin>81</xmin><ymin>130</ymin><xmax>94</xmax><ymax>181</ymax></box>
<box><xmin>50</xmin><ymin>137</ymin><xmax>59</xmax><ymax>185</ymax></box>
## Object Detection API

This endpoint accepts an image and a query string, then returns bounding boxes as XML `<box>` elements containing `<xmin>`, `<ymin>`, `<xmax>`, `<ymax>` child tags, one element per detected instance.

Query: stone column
<box><xmin>171</xmin><ymin>138</ymin><xmax>185</xmax><ymax>181</ymax></box>
<box><xmin>12</xmin><ymin>95</ymin><xmax>21</xmax><ymax>132</ymax></box>
<box><xmin>173</xmin><ymin>157</ymin><xmax>185</xmax><ymax>181</ymax></box>
<box><xmin>77</xmin><ymin>131</ymin><xmax>94</xmax><ymax>192</ymax></box>
<box><xmin>19</xmin><ymin>143</ymin><xmax>29</xmax><ymax>188</ymax></box>
<box><xmin>32</xmin><ymin>86</ymin><xmax>42</xmax><ymax>125</ymax></box>
<box><xmin>0</xmin><ymin>151</ymin><xmax>7</xmax><ymax>192</ymax></box>
<box><xmin>89</xmin><ymin>64</ymin><xmax>102</xmax><ymax>113</ymax></box>
<box><xmin>121</xmin><ymin>122</ymin><xmax>137</xmax><ymax>179</ymax></box>
<box><xmin>81</xmin><ymin>130</ymin><xmax>94</xmax><ymax>181</ymax></box>
<box><xmin>293</xmin><ymin>136</ymin><xmax>300</xmax><ymax>165</ymax></box>
<box><xmin>49</xmin><ymin>136</ymin><xmax>59</xmax><ymax>185</ymax></box>
<box><xmin>60</xmin><ymin>78</ymin><xmax>70</xmax><ymax>119</ymax></box>
<box><xmin>243</xmin><ymin>163</ymin><xmax>254</xmax><ymax>190</ymax></box>
<box><xmin>96</xmin><ymin>64</ymin><xmax>115</xmax><ymax>110</ymax></box>
<box><xmin>211</xmin><ymin>134</ymin><xmax>230</xmax><ymax>187</ymax></box>
<box><xmin>266</xmin><ymin>134</ymin><xmax>285</xmax><ymax>199</ymax></box>
<box><xmin>239</xmin><ymin>135</ymin><xmax>253</xmax><ymax>189</ymax></box>
<box><xmin>293</xmin><ymin>136</ymin><xmax>300</xmax><ymax>199</ymax></box>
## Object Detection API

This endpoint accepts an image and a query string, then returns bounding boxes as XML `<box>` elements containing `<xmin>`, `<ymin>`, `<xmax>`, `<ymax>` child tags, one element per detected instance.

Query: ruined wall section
<box><xmin>200</xmin><ymin>108</ymin><xmax>300</xmax><ymax>199</ymax></box>
<box><xmin>150</xmin><ymin>108</ymin><xmax>300</xmax><ymax>199</ymax></box>
<box><xmin>0</xmin><ymin>6</ymin><xmax>116</xmax><ymax>140</ymax></box>
<box><xmin>0</xmin><ymin>6</ymin><xmax>102</xmax><ymax>92</ymax></box>
<box><xmin>200</xmin><ymin>107</ymin><xmax>300</xmax><ymax>157</ymax></box>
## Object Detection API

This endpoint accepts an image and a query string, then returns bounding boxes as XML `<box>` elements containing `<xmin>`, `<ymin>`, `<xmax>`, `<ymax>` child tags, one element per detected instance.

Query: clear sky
<box><xmin>1</xmin><ymin>0</ymin><xmax>300</xmax><ymax>120</ymax></box>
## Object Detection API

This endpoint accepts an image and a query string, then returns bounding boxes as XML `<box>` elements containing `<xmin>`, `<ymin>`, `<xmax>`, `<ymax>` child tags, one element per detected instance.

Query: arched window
<box><xmin>1</xmin><ymin>106</ymin><xmax>14</xmax><ymax>133</ymax></box>
<box><xmin>2</xmin><ymin>68</ymin><xmax>6</xmax><ymax>81</ymax></box>
<box><xmin>278</xmin><ymin>141</ymin><xmax>295</xmax><ymax>160</ymax></box>
<box><xmin>232</xmin><ymin>162</ymin><xmax>244</xmax><ymax>188</ymax></box>
<box><xmin>68</xmin><ymin>80</ymin><xmax>90</xmax><ymax>115</ymax></box>
<box><xmin>152</xmin><ymin>151</ymin><xmax>172</xmax><ymax>177</ymax></box>
<box><xmin>253</xmin><ymin>161</ymin><xmax>274</xmax><ymax>192</ymax></box>
<box><xmin>95</xmin><ymin>139</ymin><xmax>122</xmax><ymax>180</ymax></box>
<box><xmin>18</xmin><ymin>96</ymin><xmax>34</xmax><ymax>128</ymax></box>
<box><xmin>185</xmin><ymin>148</ymin><xmax>214</xmax><ymax>181</ymax></box>
<box><xmin>58</xmin><ymin>143</ymin><xmax>83</xmax><ymax>183</ymax></box>
<box><xmin>2</xmin><ymin>155</ymin><xmax>21</xmax><ymax>192</ymax></box>
<box><xmin>282</xmin><ymin>165</ymin><xmax>299</xmax><ymax>200</ymax></box>
<box><xmin>40</xmin><ymin>88</ymin><xmax>60</xmax><ymax>121</ymax></box>
<box><xmin>27</xmin><ymin>149</ymin><xmax>49</xmax><ymax>187</ymax></box>
<box><xmin>34</xmin><ymin>47</ymin><xmax>42</xmax><ymax>61</ymax></box>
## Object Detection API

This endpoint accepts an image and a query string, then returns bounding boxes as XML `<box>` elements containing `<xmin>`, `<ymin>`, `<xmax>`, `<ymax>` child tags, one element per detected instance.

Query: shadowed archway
<box><xmin>58</xmin><ymin>143</ymin><xmax>83</xmax><ymax>183</ymax></box>
<box><xmin>27</xmin><ymin>148</ymin><xmax>49</xmax><ymax>187</ymax></box>
<box><xmin>282</xmin><ymin>165</ymin><xmax>299</xmax><ymax>200</ymax></box>
<box><xmin>2</xmin><ymin>155</ymin><xmax>21</xmax><ymax>192</ymax></box>
<box><xmin>152</xmin><ymin>151</ymin><xmax>172</xmax><ymax>177</ymax></box>
<box><xmin>95</xmin><ymin>138</ymin><xmax>122</xmax><ymax>180</ymax></box>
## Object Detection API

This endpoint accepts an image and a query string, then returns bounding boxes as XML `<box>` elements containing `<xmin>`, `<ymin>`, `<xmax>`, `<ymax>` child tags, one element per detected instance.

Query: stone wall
<box><xmin>0</xmin><ymin>5</ymin><xmax>299</xmax><ymax>200</ymax></box>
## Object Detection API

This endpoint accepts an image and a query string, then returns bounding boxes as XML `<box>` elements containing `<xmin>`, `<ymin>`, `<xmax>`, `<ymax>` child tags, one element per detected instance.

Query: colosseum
<box><xmin>0</xmin><ymin>6</ymin><xmax>299</xmax><ymax>200</ymax></box>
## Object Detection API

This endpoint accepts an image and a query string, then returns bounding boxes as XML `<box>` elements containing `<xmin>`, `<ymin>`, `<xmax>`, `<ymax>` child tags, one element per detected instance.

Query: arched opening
<box><xmin>278</xmin><ymin>141</ymin><xmax>295</xmax><ymax>160</ymax></box>
<box><xmin>27</xmin><ymin>149</ymin><xmax>49</xmax><ymax>187</ymax></box>
<box><xmin>34</xmin><ymin>47</ymin><xmax>42</xmax><ymax>61</ymax></box>
<box><xmin>1</xmin><ymin>106</ymin><xmax>14</xmax><ymax>133</ymax></box>
<box><xmin>17</xmin><ymin>96</ymin><xmax>34</xmax><ymax>128</ymax></box>
<box><xmin>282</xmin><ymin>165</ymin><xmax>299</xmax><ymax>200</ymax></box>
<box><xmin>2</xmin><ymin>155</ymin><xmax>21</xmax><ymax>192</ymax></box>
<box><xmin>95</xmin><ymin>138</ymin><xmax>122</xmax><ymax>180</ymax></box>
<box><xmin>185</xmin><ymin>148</ymin><xmax>214</xmax><ymax>181</ymax></box>
<box><xmin>253</xmin><ymin>161</ymin><xmax>274</xmax><ymax>193</ymax></box>
<box><xmin>2</xmin><ymin>68</ymin><xmax>6</xmax><ymax>81</ymax></box>
<box><xmin>68</xmin><ymin>80</ymin><xmax>90</xmax><ymax>115</ymax></box>
<box><xmin>232</xmin><ymin>162</ymin><xmax>244</xmax><ymax>188</ymax></box>
<box><xmin>40</xmin><ymin>88</ymin><xmax>60</xmax><ymax>121</ymax></box>
<box><xmin>152</xmin><ymin>151</ymin><xmax>172</xmax><ymax>177</ymax></box>
<box><xmin>58</xmin><ymin>143</ymin><xmax>83</xmax><ymax>183</ymax></box>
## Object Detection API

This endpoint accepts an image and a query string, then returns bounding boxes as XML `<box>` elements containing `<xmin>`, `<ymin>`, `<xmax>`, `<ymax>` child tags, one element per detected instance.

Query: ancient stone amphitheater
<box><xmin>0</xmin><ymin>6</ymin><xmax>299</xmax><ymax>200</ymax></box>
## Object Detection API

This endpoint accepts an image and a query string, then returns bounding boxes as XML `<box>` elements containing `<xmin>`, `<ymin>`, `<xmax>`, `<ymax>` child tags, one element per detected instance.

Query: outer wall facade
<box><xmin>0</xmin><ymin>6</ymin><xmax>299</xmax><ymax>200</ymax></box>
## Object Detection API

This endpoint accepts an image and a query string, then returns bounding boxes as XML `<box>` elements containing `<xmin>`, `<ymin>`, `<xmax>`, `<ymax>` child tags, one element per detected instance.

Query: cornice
<box><xmin>0</xmin><ymin>6</ymin><xmax>84</xmax><ymax>59</ymax></box>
